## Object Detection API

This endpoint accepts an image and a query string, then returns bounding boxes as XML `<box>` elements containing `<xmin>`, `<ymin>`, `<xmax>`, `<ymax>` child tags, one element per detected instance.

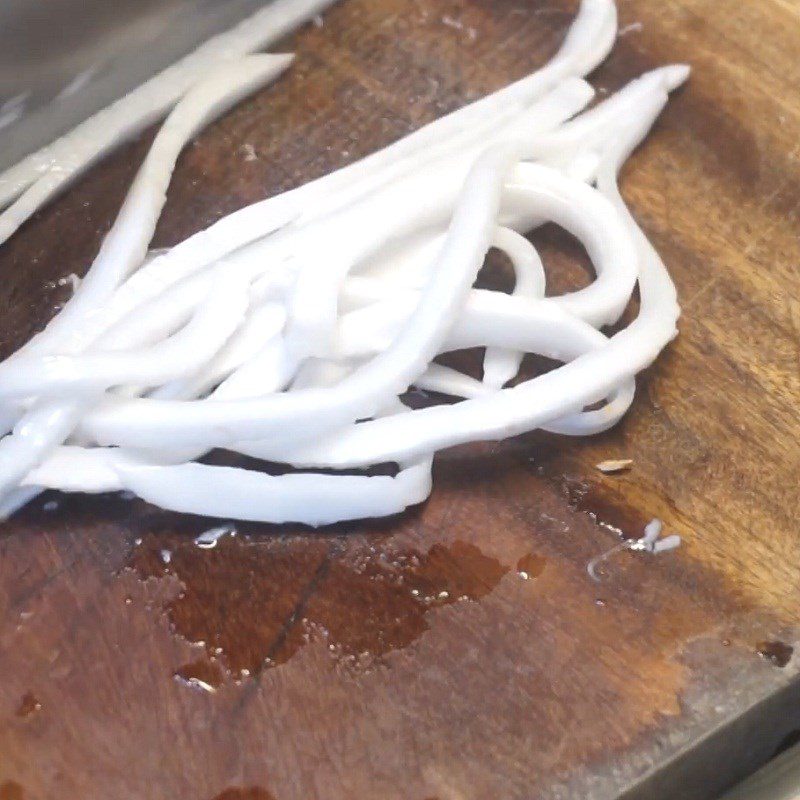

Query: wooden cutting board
<box><xmin>1</xmin><ymin>1</ymin><xmax>799</xmax><ymax>798</ymax></box>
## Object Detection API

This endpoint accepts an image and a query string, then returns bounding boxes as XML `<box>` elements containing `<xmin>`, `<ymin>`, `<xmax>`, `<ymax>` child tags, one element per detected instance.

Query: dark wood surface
<box><xmin>1</xmin><ymin>1</ymin><xmax>800</xmax><ymax>798</ymax></box>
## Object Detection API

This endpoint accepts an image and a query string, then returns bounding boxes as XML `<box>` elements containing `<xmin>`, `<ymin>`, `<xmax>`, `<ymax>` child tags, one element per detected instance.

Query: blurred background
<box><xmin>0</xmin><ymin>0</ymin><xmax>265</xmax><ymax>170</ymax></box>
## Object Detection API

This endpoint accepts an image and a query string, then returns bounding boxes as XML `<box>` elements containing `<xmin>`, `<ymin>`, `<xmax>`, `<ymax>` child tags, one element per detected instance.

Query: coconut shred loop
<box><xmin>0</xmin><ymin>0</ymin><xmax>690</xmax><ymax>526</ymax></box>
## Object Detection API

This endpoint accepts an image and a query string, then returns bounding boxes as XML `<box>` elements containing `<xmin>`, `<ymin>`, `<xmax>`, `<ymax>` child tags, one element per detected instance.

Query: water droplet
<box><xmin>194</xmin><ymin>525</ymin><xmax>235</xmax><ymax>549</ymax></box>
<box><xmin>516</xmin><ymin>553</ymin><xmax>546</xmax><ymax>579</ymax></box>
<box><xmin>160</xmin><ymin>549</ymin><xmax>172</xmax><ymax>564</ymax></box>
<box><xmin>174</xmin><ymin>658</ymin><xmax>224</xmax><ymax>691</ymax></box>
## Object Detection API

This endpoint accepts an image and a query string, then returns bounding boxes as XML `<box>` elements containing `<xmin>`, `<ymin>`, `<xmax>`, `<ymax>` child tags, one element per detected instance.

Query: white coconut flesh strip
<box><xmin>0</xmin><ymin>0</ymin><xmax>690</xmax><ymax>526</ymax></box>
<box><xmin>0</xmin><ymin>55</ymin><xmax>294</xmax><ymax>508</ymax></box>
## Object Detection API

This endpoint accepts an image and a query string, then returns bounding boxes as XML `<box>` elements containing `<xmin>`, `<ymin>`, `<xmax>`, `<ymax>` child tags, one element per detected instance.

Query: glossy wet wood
<box><xmin>1</xmin><ymin>1</ymin><xmax>799</xmax><ymax>798</ymax></box>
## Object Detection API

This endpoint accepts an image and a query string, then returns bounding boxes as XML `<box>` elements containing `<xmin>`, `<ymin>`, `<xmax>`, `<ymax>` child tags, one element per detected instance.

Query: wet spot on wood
<box><xmin>128</xmin><ymin>533</ymin><xmax>329</xmax><ymax>676</ymax></box>
<box><xmin>210</xmin><ymin>788</ymin><xmax>276</xmax><ymax>800</ymax></box>
<box><xmin>129</xmin><ymin>534</ymin><xmax>508</xmax><ymax>675</ymax></box>
<box><xmin>174</xmin><ymin>657</ymin><xmax>225</xmax><ymax>692</ymax></box>
<box><xmin>561</xmin><ymin>476</ymin><xmax>651</xmax><ymax>539</ymax></box>
<box><xmin>756</xmin><ymin>640</ymin><xmax>793</xmax><ymax>668</ymax></box>
<box><xmin>517</xmin><ymin>552</ymin><xmax>547</xmax><ymax>580</ymax></box>
<box><xmin>15</xmin><ymin>692</ymin><xmax>41</xmax><ymax>718</ymax></box>
<box><xmin>0</xmin><ymin>782</ymin><xmax>24</xmax><ymax>800</ymax></box>
<box><xmin>280</xmin><ymin>541</ymin><xmax>509</xmax><ymax>669</ymax></box>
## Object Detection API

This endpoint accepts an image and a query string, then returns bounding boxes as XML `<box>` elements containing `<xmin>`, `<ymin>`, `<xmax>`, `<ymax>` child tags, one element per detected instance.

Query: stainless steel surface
<box><xmin>0</xmin><ymin>0</ymin><xmax>275</xmax><ymax>171</ymax></box>
<box><xmin>720</xmin><ymin>741</ymin><xmax>800</xmax><ymax>800</ymax></box>
<box><xmin>618</xmin><ymin>677</ymin><xmax>800</xmax><ymax>800</ymax></box>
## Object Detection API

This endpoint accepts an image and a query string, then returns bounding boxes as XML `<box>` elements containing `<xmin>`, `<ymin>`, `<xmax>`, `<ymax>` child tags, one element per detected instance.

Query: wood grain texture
<box><xmin>1</xmin><ymin>1</ymin><xmax>799</xmax><ymax>798</ymax></box>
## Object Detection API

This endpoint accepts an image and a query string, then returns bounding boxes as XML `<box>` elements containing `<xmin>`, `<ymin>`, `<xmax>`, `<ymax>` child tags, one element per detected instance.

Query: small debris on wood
<box><xmin>588</xmin><ymin>517</ymin><xmax>681</xmax><ymax>581</ymax></box>
<box><xmin>618</xmin><ymin>21</ymin><xmax>643</xmax><ymax>37</ymax></box>
<box><xmin>59</xmin><ymin>272</ymin><xmax>81</xmax><ymax>292</ymax></box>
<box><xmin>595</xmin><ymin>458</ymin><xmax>633</xmax><ymax>474</ymax></box>
<box><xmin>240</xmin><ymin>143</ymin><xmax>258</xmax><ymax>162</ymax></box>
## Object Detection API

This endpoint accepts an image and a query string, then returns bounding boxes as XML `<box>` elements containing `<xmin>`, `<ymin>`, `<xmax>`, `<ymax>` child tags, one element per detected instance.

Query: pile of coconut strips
<box><xmin>0</xmin><ymin>0</ymin><xmax>688</xmax><ymax>526</ymax></box>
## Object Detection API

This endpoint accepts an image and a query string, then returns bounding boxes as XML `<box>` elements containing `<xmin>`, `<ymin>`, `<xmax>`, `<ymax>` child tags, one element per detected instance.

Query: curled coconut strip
<box><xmin>0</xmin><ymin>0</ymin><xmax>689</xmax><ymax>527</ymax></box>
